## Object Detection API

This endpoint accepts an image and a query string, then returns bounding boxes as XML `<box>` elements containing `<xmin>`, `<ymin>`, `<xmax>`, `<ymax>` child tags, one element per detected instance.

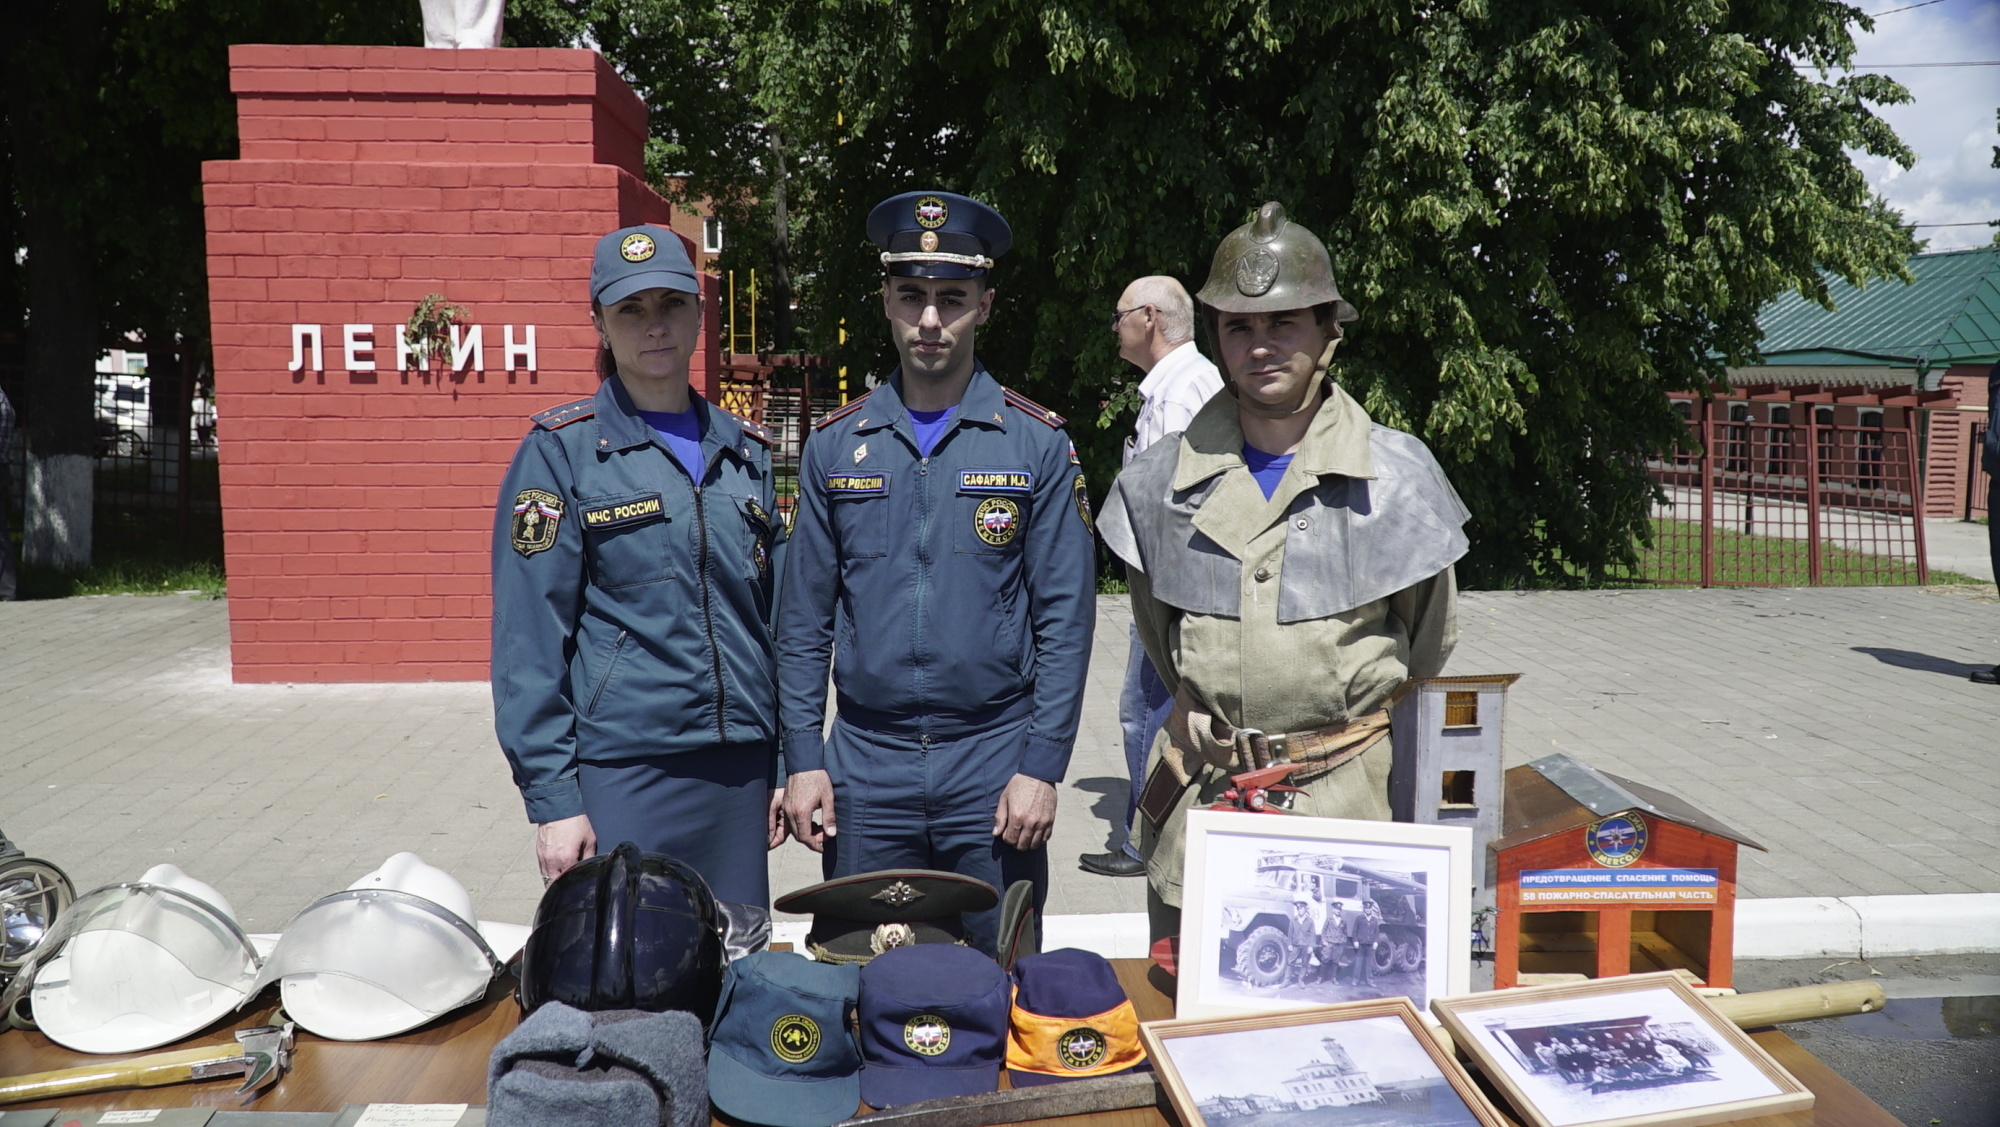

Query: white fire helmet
<box><xmin>0</xmin><ymin>864</ymin><xmax>262</xmax><ymax>1054</ymax></box>
<box><xmin>247</xmin><ymin>852</ymin><xmax>528</xmax><ymax>1041</ymax></box>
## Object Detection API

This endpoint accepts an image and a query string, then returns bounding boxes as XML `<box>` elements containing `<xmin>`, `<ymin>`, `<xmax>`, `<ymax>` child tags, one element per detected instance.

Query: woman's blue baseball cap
<box><xmin>592</xmin><ymin>225</ymin><xmax>699</xmax><ymax>305</ymax></box>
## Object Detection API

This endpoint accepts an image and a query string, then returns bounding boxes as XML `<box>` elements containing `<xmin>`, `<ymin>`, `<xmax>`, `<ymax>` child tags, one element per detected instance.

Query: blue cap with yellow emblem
<box><xmin>866</xmin><ymin>192</ymin><xmax>1012</xmax><ymax>280</ymax></box>
<box><xmin>707</xmin><ymin>951</ymin><xmax>863</xmax><ymax>1127</ymax></box>
<box><xmin>592</xmin><ymin>224</ymin><xmax>699</xmax><ymax>305</ymax></box>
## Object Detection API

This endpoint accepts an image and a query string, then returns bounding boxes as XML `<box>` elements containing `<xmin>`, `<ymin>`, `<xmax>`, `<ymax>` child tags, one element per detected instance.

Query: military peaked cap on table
<box><xmin>866</xmin><ymin>191</ymin><xmax>1012</xmax><ymax>279</ymax></box>
<box><xmin>774</xmin><ymin>870</ymin><xmax>998</xmax><ymax>965</ymax></box>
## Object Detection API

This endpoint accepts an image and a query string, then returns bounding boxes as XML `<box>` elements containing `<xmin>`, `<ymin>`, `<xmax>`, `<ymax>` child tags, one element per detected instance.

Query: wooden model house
<box><xmin>1388</xmin><ymin>674</ymin><xmax>1519</xmax><ymax>906</ymax></box>
<box><xmin>1492</xmin><ymin>753</ymin><xmax>1765</xmax><ymax>990</ymax></box>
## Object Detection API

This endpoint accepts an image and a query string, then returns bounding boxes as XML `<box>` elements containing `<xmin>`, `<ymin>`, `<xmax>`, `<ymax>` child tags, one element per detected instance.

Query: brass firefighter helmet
<box><xmin>1195</xmin><ymin>202</ymin><xmax>1357</xmax><ymax>324</ymax></box>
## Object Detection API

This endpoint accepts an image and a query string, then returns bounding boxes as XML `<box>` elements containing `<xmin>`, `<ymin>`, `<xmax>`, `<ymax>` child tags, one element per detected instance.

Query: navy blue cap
<box><xmin>708</xmin><ymin>952</ymin><xmax>863</xmax><ymax>1127</ymax></box>
<box><xmin>857</xmin><ymin>945</ymin><xmax>1008</xmax><ymax>1108</ymax></box>
<box><xmin>866</xmin><ymin>192</ymin><xmax>1012</xmax><ymax>280</ymax></box>
<box><xmin>592</xmin><ymin>225</ymin><xmax>699</xmax><ymax>305</ymax></box>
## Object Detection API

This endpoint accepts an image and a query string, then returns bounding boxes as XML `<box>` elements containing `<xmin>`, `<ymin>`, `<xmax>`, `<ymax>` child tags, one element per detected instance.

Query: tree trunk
<box><xmin>768</xmin><ymin>130</ymin><xmax>795</xmax><ymax>354</ymax></box>
<box><xmin>5</xmin><ymin>0</ymin><xmax>104</xmax><ymax>572</ymax></box>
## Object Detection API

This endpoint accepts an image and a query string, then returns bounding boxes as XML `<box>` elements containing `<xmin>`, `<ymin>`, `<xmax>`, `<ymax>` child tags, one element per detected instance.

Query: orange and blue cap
<box><xmin>1005</xmin><ymin>948</ymin><xmax>1149</xmax><ymax>1087</ymax></box>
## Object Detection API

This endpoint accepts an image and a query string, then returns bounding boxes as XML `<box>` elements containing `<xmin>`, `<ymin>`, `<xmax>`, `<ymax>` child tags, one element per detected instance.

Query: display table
<box><xmin>0</xmin><ymin>961</ymin><xmax>1897</xmax><ymax>1126</ymax></box>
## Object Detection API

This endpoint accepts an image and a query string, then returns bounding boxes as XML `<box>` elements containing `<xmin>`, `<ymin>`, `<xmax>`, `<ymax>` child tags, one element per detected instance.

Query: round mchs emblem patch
<box><xmin>919</xmin><ymin>230</ymin><xmax>940</xmax><ymax>253</ymax></box>
<box><xmin>1586</xmin><ymin>812</ymin><xmax>1648</xmax><ymax>867</ymax></box>
<box><xmin>914</xmin><ymin>195</ymin><xmax>950</xmax><ymax>230</ymax></box>
<box><xmin>771</xmin><ymin>1014</ymin><xmax>820</xmax><ymax>1063</ymax></box>
<box><xmin>1236</xmin><ymin>248</ymin><xmax>1279</xmax><ymax>296</ymax></box>
<box><xmin>975</xmin><ymin>497</ymin><xmax>1021</xmax><ymax>546</ymax></box>
<box><xmin>620</xmin><ymin>232</ymin><xmax>657</xmax><ymax>262</ymax></box>
<box><xmin>904</xmin><ymin>1014</ymin><xmax>951</xmax><ymax>1057</ymax></box>
<box><xmin>1056</xmin><ymin>1026</ymin><xmax>1109</xmax><ymax>1071</ymax></box>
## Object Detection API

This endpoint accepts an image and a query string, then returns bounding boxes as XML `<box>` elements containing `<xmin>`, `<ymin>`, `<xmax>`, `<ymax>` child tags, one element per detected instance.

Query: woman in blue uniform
<box><xmin>491</xmin><ymin>225</ymin><xmax>784</xmax><ymax>947</ymax></box>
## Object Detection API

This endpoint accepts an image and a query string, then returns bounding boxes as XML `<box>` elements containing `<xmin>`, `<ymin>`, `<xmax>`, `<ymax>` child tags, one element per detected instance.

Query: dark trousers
<box><xmin>1989</xmin><ymin>481</ymin><xmax>1998</xmax><ymax>590</ymax></box>
<box><xmin>821</xmin><ymin>713</ymin><xmax>1048</xmax><ymax>956</ymax></box>
<box><xmin>0</xmin><ymin>457</ymin><xmax>16</xmax><ymax>601</ymax></box>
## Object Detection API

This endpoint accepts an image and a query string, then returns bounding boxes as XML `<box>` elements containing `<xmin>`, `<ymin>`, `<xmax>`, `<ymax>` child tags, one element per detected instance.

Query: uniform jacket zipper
<box><xmin>693</xmin><ymin>481</ymin><xmax>730</xmax><ymax>746</ymax></box>
<box><xmin>587</xmin><ymin>629</ymin><xmax>630</xmax><ymax>717</ymax></box>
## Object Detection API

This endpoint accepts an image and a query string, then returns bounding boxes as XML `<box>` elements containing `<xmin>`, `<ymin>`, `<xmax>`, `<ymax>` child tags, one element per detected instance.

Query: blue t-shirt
<box><xmin>1243</xmin><ymin>444</ymin><xmax>1294</xmax><ymax>501</ymax></box>
<box><xmin>637</xmin><ymin>407</ymin><xmax>705</xmax><ymax>479</ymax></box>
<box><xmin>908</xmin><ymin>406</ymin><xmax>958</xmax><ymax>457</ymax></box>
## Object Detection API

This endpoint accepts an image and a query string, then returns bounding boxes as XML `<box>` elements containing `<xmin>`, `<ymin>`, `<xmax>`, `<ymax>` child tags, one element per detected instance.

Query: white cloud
<box><xmin>1842</xmin><ymin>0</ymin><xmax>2000</xmax><ymax>249</ymax></box>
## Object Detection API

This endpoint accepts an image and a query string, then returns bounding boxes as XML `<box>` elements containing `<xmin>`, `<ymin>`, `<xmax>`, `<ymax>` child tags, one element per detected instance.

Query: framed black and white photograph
<box><xmin>1140</xmin><ymin>999</ymin><xmax>1506</xmax><ymax>1127</ymax></box>
<box><xmin>1430</xmin><ymin>972</ymin><xmax>1813</xmax><ymax>1127</ymax></box>
<box><xmin>1179</xmin><ymin>810</ymin><xmax>1473</xmax><ymax>1020</ymax></box>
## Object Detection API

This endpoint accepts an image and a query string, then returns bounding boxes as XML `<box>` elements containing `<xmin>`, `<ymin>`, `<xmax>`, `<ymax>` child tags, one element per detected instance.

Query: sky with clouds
<box><xmin>1841</xmin><ymin>0</ymin><xmax>2000</xmax><ymax>250</ymax></box>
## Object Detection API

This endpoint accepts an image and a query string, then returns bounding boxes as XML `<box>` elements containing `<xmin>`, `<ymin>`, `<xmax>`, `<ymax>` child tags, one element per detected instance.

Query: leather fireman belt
<box><xmin>1160</xmin><ymin>686</ymin><xmax>1391</xmax><ymax>788</ymax></box>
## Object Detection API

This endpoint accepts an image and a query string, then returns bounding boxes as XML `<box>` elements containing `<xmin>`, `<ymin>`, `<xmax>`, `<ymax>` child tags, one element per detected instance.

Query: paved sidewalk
<box><xmin>2</xmin><ymin>583</ymin><xmax>1996</xmax><ymax>934</ymax></box>
<box><xmin>1927</xmin><ymin>517</ymin><xmax>1994</xmax><ymax>582</ymax></box>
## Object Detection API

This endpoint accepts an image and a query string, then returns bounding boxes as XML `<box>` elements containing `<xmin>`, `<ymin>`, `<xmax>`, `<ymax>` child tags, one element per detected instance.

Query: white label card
<box><xmin>351</xmin><ymin>1106</ymin><xmax>468</xmax><ymax>1127</ymax></box>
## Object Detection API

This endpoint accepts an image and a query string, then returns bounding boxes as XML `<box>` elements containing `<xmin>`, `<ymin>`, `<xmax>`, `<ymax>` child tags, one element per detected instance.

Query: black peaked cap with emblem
<box><xmin>867</xmin><ymin>192</ymin><xmax>1012</xmax><ymax>280</ymax></box>
<box><xmin>776</xmin><ymin>869</ymin><xmax>999</xmax><ymax>965</ymax></box>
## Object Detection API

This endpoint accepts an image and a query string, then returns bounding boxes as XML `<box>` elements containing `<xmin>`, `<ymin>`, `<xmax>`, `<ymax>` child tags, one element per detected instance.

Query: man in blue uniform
<box><xmin>777</xmin><ymin>191</ymin><xmax>1096</xmax><ymax>953</ymax></box>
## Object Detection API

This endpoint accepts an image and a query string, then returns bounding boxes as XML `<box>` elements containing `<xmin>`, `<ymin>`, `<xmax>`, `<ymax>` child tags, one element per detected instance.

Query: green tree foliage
<box><xmin>508</xmin><ymin>0</ymin><xmax>801</xmax><ymax>347</ymax></box>
<box><xmin>2</xmin><ymin>0</ymin><xmax>417</xmax><ymax>566</ymax></box>
<box><xmin>734</xmin><ymin>0</ymin><xmax>1916</xmax><ymax>586</ymax></box>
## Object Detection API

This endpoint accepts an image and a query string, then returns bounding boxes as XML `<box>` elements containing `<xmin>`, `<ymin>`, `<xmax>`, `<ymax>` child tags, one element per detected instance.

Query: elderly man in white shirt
<box><xmin>1080</xmin><ymin>276</ymin><xmax>1224</xmax><ymax>877</ymax></box>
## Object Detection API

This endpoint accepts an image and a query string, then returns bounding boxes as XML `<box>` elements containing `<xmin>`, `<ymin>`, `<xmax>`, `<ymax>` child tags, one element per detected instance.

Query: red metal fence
<box><xmin>713</xmin><ymin>355</ymin><xmax>844</xmax><ymax>519</ymax></box>
<box><xmin>1640</xmin><ymin>395</ymin><xmax>1928</xmax><ymax>586</ymax></box>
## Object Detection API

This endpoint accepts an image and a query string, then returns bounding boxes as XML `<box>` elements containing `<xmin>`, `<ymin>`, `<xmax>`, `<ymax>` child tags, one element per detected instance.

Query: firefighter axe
<box><xmin>0</xmin><ymin>1023</ymin><xmax>294</xmax><ymax>1105</ymax></box>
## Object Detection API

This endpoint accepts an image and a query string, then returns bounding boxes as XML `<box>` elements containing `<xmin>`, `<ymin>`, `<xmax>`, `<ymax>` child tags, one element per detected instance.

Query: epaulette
<box><xmin>717</xmin><ymin>405</ymin><xmax>774</xmax><ymax>446</ymax></box>
<box><xmin>1003</xmin><ymin>387</ymin><xmax>1066</xmax><ymax>428</ymax></box>
<box><xmin>813</xmin><ymin>392</ymin><xmax>874</xmax><ymax>431</ymax></box>
<box><xmin>530</xmin><ymin>398</ymin><xmax>596</xmax><ymax>431</ymax></box>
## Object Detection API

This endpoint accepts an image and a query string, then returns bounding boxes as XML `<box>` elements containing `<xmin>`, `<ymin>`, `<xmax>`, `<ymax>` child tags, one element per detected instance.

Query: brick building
<box><xmin>1724</xmin><ymin>247</ymin><xmax>1999</xmax><ymax>520</ymax></box>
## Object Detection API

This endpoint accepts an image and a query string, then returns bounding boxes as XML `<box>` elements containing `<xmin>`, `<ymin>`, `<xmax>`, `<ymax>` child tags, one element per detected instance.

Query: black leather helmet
<box><xmin>516</xmin><ymin>842</ymin><xmax>725</xmax><ymax>1022</ymax></box>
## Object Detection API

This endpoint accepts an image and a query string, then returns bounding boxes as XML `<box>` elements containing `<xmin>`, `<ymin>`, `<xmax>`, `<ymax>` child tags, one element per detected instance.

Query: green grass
<box><xmin>1598</xmin><ymin>517</ymin><xmax>1977</xmax><ymax>588</ymax></box>
<box><xmin>9</xmin><ymin>460</ymin><xmax>226</xmax><ymax>600</ymax></box>
<box><xmin>18</xmin><ymin>556</ymin><xmax>225</xmax><ymax>599</ymax></box>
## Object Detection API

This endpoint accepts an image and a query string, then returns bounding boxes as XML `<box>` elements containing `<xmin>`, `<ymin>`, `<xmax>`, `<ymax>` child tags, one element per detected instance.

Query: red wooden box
<box><xmin>1492</xmin><ymin>755</ymin><xmax>1765</xmax><ymax>990</ymax></box>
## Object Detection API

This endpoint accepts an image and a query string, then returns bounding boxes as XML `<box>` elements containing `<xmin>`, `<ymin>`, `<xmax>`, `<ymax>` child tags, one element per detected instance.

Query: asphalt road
<box><xmin>1735</xmin><ymin>953</ymin><xmax>2000</xmax><ymax>1126</ymax></box>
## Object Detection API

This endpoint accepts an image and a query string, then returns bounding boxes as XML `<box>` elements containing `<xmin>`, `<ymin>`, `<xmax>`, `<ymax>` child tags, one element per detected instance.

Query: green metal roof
<box><xmin>1750</xmin><ymin>246</ymin><xmax>2000</xmax><ymax>373</ymax></box>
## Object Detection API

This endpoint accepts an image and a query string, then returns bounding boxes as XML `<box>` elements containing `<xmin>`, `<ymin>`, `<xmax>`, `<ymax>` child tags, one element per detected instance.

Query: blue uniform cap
<box><xmin>708</xmin><ymin>952</ymin><xmax>863</xmax><ymax>1127</ymax></box>
<box><xmin>857</xmin><ymin>945</ymin><xmax>1009</xmax><ymax>1108</ymax></box>
<box><xmin>592</xmin><ymin>225</ymin><xmax>699</xmax><ymax>305</ymax></box>
<box><xmin>866</xmin><ymin>192</ymin><xmax>1012</xmax><ymax>280</ymax></box>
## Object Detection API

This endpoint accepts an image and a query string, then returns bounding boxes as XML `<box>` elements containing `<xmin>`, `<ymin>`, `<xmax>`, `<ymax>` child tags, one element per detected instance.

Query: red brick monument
<box><xmin>203</xmin><ymin>45</ymin><xmax>718</xmax><ymax>682</ymax></box>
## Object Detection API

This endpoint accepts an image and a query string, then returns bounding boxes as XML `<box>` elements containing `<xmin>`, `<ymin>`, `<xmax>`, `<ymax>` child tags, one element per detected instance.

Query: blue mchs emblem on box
<box><xmin>1586</xmin><ymin>812</ymin><xmax>1648</xmax><ymax>867</ymax></box>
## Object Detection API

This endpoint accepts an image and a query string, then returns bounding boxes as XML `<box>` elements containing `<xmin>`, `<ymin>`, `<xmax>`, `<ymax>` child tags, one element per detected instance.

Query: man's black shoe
<box><xmin>1079</xmin><ymin>850</ymin><xmax>1146</xmax><ymax>877</ymax></box>
<box><xmin>1972</xmin><ymin>665</ymin><xmax>2000</xmax><ymax>685</ymax></box>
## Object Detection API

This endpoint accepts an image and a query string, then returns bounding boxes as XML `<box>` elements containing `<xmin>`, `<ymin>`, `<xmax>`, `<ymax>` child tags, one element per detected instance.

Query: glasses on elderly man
<box><xmin>1109</xmin><ymin>305</ymin><xmax>1151</xmax><ymax>332</ymax></box>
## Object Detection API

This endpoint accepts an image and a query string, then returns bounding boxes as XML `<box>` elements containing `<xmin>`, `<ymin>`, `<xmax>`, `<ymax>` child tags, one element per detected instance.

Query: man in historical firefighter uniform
<box><xmin>776</xmin><ymin>191</ymin><xmax>1097</xmax><ymax>954</ymax></box>
<box><xmin>1098</xmin><ymin>202</ymin><xmax>1470</xmax><ymax>941</ymax></box>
